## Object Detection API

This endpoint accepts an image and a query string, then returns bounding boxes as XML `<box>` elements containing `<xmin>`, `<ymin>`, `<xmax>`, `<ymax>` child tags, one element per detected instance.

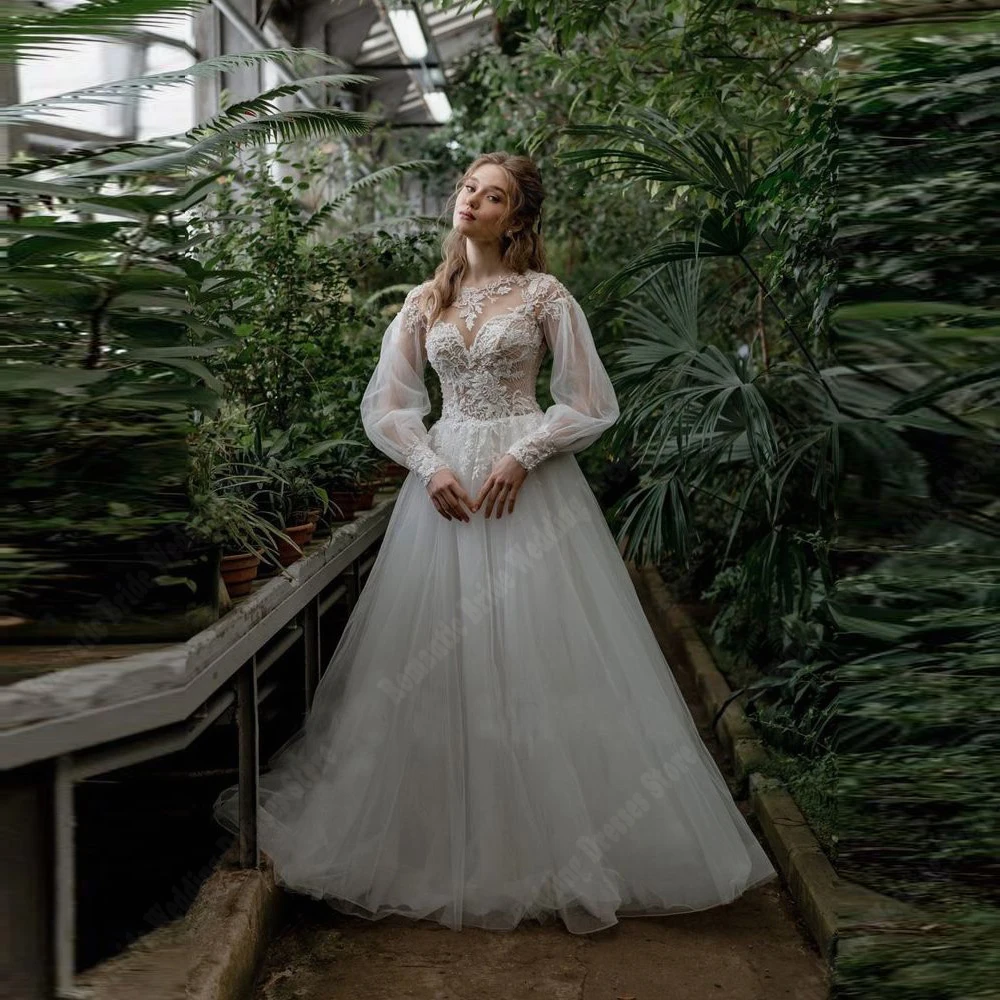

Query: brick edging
<box><xmin>635</xmin><ymin>564</ymin><xmax>921</xmax><ymax>962</ymax></box>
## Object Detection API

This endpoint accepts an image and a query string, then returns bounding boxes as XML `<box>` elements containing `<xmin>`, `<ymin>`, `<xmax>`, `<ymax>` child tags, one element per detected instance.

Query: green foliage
<box><xmin>485</xmin><ymin>4</ymin><xmax>1000</xmax><ymax>991</ymax></box>
<box><xmin>1</xmin><ymin>0</ymin><xmax>387</xmax><ymax>627</ymax></box>
<box><xmin>834</xmin><ymin>906</ymin><xmax>1000</xmax><ymax>1000</ymax></box>
<box><xmin>190</xmin><ymin>139</ymin><xmax>436</xmax><ymax>491</ymax></box>
<box><xmin>1</xmin><ymin>175</ymin><xmax>236</xmax><ymax>550</ymax></box>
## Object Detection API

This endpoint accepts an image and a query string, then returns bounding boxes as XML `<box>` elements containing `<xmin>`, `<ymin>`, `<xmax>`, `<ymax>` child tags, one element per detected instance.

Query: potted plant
<box><xmin>189</xmin><ymin>417</ymin><xmax>293</xmax><ymax>597</ymax></box>
<box><xmin>377</xmin><ymin>458</ymin><xmax>410</xmax><ymax>486</ymax></box>
<box><xmin>189</xmin><ymin>493</ymin><xmax>285</xmax><ymax>598</ymax></box>
<box><xmin>298</xmin><ymin>426</ymin><xmax>370</xmax><ymax>523</ymax></box>
<box><xmin>320</xmin><ymin>444</ymin><xmax>372</xmax><ymax>522</ymax></box>
<box><xmin>3</xmin><ymin>7</ymin><xmax>385</xmax><ymax>642</ymax></box>
<box><xmin>270</xmin><ymin>472</ymin><xmax>328</xmax><ymax>566</ymax></box>
<box><xmin>287</xmin><ymin>472</ymin><xmax>328</xmax><ymax>529</ymax></box>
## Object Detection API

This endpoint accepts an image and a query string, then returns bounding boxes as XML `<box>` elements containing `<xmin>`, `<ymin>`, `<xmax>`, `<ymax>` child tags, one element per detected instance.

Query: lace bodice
<box><xmin>425</xmin><ymin>271</ymin><xmax>561</xmax><ymax>424</ymax></box>
<box><xmin>360</xmin><ymin>270</ymin><xmax>620</xmax><ymax>487</ymax></box>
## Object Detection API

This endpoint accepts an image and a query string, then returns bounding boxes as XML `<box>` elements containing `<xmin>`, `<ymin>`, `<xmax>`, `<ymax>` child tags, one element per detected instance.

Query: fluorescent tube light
<box><xmin>424</xmin><ymin>90</ymin><xmax>452</xmax><ymax>123</ymax></box>
<box><xmin>387</xmin><ymin>6</ymin><xmax>429</xmax><ymax>62</ymax></box>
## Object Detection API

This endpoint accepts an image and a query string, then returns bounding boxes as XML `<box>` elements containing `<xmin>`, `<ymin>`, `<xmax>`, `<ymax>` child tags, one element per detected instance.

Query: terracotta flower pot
<box><xmin>220</xmin><ymin>551</ymin><xmax>261</xmax><ymax>598</ymax></box>
<box><xmin>326</xmin><ymin>490</ymin><xmax>358</xmax><ymax>522</ymax></box>
<box><xmin>275</xmin><ymin>522</ymin><xmax>316</xmax><ymax>567</ymax></box>
<box><xmin>353</xmin><ymin>488</ymin><xmax>376</xmax><ymax>511</ymax></box>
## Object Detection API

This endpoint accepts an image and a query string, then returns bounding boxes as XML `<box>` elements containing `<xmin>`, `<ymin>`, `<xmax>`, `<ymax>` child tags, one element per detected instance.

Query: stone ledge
<box><xmin>0</xmin><ymin>497</ymin><xmax>396</xmax><ymax>749</ymax></box>
<box><xmin>75</xmin><ymin>854</ymin><xmax>284</xmax><ymax>1000</ymax></box>
<box><xmin>635</xmin><ymin>563</ymin><xmax>923</xmax><ymax>963</ymax></box>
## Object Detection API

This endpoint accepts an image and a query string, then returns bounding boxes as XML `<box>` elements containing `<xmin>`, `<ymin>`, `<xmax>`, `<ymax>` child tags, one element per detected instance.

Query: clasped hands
<box><xmin>426</xmin><ymin>455</ymin><xmax>527</xmax><ymax>522</ymax></box>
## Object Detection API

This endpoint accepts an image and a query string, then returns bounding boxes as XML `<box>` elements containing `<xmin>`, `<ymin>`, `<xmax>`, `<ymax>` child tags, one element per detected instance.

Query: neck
<box><xmin>462</xmin><ymin>238</ymin><xmax>508</xmax><ymax>284</ymax></box>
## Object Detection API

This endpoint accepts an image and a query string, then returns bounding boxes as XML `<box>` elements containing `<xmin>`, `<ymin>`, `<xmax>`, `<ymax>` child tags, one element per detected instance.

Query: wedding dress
<box><xmin>213</xmin><ymin>269</ymin><xmax>777</xmax><ymax>934</ymax></box>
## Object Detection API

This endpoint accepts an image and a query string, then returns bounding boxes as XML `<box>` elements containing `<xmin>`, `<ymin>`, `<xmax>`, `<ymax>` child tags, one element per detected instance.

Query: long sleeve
<box><xmin>361</xmin><ymin>285</ymin><xmax>451</xmax><ymax>487</ymax></box>
<box><xmin>506</xmin><ymin>289</ymin><xmax>620</xmax><ymax>472</ymax></box>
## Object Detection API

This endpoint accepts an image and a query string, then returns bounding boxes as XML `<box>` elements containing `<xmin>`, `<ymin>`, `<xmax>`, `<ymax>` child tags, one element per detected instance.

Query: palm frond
<box><xmin>70</xmin><ymin>107</ymin><xmax>375</xmax><ymax>178</ymax></box>
<box><xmin>614</xmin><ymin>473</ymin><xmax>693</xmax><ymax>567</ymax></box>
<box><xmin>1</xmin><ymin>58</ymin><xmax>369</xmax><ymax>125</ymax></box>
<box><xmin>591</xmin><ymin>213</ymin><xmax>755</xmax><ymax>303</ymax></box>
<box><xmin>2</xmin><ymin>0</ymin><xmax>207</xmax><ymax>61</ymax></box>
<box><xmin>302</xmin><ymin>160</ymin><xmax>433</xmax><ymax>233</ymax></box>
<box><xmin>561</xmin><ymin>107</ymin><xmax>757</xmax><ymax>199</ymax></box>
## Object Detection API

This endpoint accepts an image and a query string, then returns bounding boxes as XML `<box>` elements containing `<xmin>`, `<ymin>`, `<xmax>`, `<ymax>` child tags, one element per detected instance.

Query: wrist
<box><xmin>405</xmin><ymin>442</ymin><xmax>449</xmax><ymax>487</ymax></box>
<box><xmin>506</xmin><ymin>441</ymin><xmax>545</xmax><ymax>472</ymax></box>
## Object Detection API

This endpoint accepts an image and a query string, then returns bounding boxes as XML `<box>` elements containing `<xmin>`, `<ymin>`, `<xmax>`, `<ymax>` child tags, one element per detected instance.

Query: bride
<box><xmin>214</xmin><ymin>151</ymin><xmax>777</xmax><ymax>935</ymax></box>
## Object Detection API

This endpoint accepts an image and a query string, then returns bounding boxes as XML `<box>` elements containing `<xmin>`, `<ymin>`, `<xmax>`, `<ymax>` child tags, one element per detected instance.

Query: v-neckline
<box><xmin>435</xmin><ymin>314</ymin><xmax>509</xmax><ymax>355</ymax></box>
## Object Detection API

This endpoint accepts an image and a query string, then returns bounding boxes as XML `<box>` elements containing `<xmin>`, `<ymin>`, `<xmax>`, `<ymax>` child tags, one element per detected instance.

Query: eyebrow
<box><xmin>467</xmin><ymin>179</ymin><xmax>507</xmax><ymax>195</ymax></box>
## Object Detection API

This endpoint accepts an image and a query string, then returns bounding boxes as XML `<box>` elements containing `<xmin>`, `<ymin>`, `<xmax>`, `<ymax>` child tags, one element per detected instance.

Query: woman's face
<box><xmin>453</xmin><ymin>163</ymin><xmax>514</xmax><ymax>243</ymax></box>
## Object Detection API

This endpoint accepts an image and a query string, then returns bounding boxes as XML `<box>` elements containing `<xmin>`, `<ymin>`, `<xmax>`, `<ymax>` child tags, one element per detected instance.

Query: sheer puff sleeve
<box><xmin>361</xmin><ymin>284</ymin><xmax>451</xmax><ymax>488</ymax></box>
<box><xmin>505</xmin><ymin>280</ymin><xmax>620</xmax><ymax>472</ymax></box>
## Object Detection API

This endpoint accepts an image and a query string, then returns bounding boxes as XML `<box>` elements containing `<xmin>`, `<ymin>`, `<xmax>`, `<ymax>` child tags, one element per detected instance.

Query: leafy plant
<box><xmin>2</xmin><ymin>0</ymin><xmax>389</xmax><ymax>620</ymax></box>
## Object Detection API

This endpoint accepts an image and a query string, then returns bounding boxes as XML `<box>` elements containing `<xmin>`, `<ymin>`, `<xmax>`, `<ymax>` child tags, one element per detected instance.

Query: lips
<box><xmin>458</xmin><ymin>210</ymin><xmax>475</xmax><ymax>221</ymax></box>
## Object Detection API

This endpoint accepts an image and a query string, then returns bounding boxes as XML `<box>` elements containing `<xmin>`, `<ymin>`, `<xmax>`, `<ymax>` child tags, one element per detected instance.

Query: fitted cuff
<box><xmin>406</xmin><ymin>441</ymin><xmax>451</xmax><ymax>487</ymax></box>
<box><xmin>506</xmin><ymin>431</ymin><xmax>555</xmax><ymax>472</ymax></box>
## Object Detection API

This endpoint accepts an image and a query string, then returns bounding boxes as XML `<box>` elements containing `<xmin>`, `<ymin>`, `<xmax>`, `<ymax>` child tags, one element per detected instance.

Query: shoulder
<box><xmin>525</xmin><ymin>270</ymin><xmax>571</xmax><ymax>300</ymax></box>
<box><xmin>524</xmin><ymin>271</ymin><xmax>574</xmax><ymax>323</ymax></box>
<box><xmin>398</xmin><ymin>279</ymin><xmax>435</xmax><ymax>331</ymax></box>
<box><xmin>403</xmin><ymin>278</ymin><xmax>434</xmax><ymax>307</ymax></box>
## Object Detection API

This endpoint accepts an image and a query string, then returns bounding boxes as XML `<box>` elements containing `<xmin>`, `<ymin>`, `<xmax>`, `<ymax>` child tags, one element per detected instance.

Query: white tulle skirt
<box><xmin>213</xmin><ymin>413</ymin><xmax>778</xmax><ymax>934</ymax></box>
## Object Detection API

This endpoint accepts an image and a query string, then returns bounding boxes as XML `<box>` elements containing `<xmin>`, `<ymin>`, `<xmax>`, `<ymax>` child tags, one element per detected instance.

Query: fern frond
<box><xmin>302</xmin><ymin>160</ymin><xmax>432</xmax><ymax>232</ymax></box>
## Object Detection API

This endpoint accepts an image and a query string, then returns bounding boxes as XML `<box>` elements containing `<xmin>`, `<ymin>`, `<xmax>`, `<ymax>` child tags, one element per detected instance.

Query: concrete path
<box><xmin>249</xmin><ymin>572</ymin><xmax>828</xmax><ymax>1000</ymax></box>
<box><xmin>254</xmin><ymin>889</ymin><xmax>825</xmax><ymax>1000</ymax></box>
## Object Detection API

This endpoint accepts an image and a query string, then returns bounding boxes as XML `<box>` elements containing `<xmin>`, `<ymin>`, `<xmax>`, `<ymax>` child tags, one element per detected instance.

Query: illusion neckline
<box><xmin>455</xmin><ymin>270</ymin><xmax>534</xmax><ymax>298</ymax></box>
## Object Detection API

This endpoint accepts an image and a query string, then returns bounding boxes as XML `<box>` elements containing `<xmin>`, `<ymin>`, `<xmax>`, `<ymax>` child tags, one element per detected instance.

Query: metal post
<box><xmin>303</xmin><ymin>597</ymin><xmax>320</xmax><ymax>713</ymax></box>
<box><xmin>346</xmin><ymin>557</ymin><xmax>361</xmax><ymax>607</ymax></box>
<box><xmin>210</xmin><ymin>0</ymin><xmax>319</xmax><ymax>109</ymax></box>
<box><xmin>54</xmin><ymin>756</ymin><xmax>84</xmax><ymax>999</ymax></box>
<box><xmin>235</xmin><ymin>656</ymin><xmax>259</xmax><ymax>869</ymax></box>
<box><xmin>1</xmin><ymin>765</ymin><xmax>55</xmax><ymax>1000</ymax></box>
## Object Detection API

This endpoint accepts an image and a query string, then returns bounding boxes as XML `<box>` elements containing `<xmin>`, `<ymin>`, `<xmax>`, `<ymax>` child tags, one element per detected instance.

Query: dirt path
<box><xmin>250</xmin><ymin>571</ymin><xmax>828</xmax><ymax>1000</ymax></box>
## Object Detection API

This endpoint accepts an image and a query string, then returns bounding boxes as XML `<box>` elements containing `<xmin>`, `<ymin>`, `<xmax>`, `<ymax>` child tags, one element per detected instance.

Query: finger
<box><xmin>473</xmin><ymin>478</ymin><xmax>492</xmax><ymax>512</ymax></box>
<box><xmin>457</xmin><ymin>489</ymin><xmax>476</xmax><ymax>515</ymax></box>
<box><xmin>445</xmin><ymin>487</ymin><xmax>469</xmax><ymax>522</ymax></box>
<box><xmin>441</xmin><ymin>487</ymin><xmax>464</xmax><ymax>522</ymax></box>
<box><xmin>453</xmin><ymin>487</ymin><xmax>475</xmax><ymax>520</ymax></box>
<box><xmin>482</xmin><ymin>482</ymin><xmax>501</xmax><ymax>518</ymax></box>
<box><xmin>492</xmin><ymin>483</ymin><xmax>511</xmax><ymax>519</ymax></box>
<box><xmin>496</xmin><ymin>484</ymin><xmax>512</xmax><ymax>519</ymax></box>
<box><xmin>432</xmin><ymin>495</ymin><xmax>452</xmax><ymax>520</ymax></box>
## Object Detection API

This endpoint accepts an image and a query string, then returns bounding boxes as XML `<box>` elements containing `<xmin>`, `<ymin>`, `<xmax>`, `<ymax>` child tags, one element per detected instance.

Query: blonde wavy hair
<box><xmin>420</xmin><ymin>152</ymin><xmax>548</xmax><ymax>331</ymax></box>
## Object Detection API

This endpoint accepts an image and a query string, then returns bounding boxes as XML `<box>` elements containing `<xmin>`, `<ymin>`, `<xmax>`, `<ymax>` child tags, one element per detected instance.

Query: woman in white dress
<box><xmin>214</xmin><ymin>152</ymin><xmax>777</xmax><ymax>935</ymax></box>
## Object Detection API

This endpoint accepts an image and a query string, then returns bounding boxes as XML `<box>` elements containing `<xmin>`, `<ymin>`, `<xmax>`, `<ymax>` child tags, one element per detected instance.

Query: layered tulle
<box><xmin>213</xmin><ymin>413</ymin><xmax>778</xmax><ymax>935</ymax></box>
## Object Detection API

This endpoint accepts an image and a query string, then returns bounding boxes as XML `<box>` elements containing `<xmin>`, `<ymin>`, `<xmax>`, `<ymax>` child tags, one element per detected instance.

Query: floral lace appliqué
<box><xmin>454</xmin><ymin>275</ymin><xmax>519</xmax><ymax>332</ymax></box>
<box><xmin>406</xmin><ymin>440</ymin><xmax>450</xmax><ymax>487</ymax></box>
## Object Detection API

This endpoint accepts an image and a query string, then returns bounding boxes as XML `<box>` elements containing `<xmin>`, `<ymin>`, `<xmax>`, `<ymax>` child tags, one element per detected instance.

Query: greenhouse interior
<box><xmin>2</xmin><ymin>1</ymin><xmax>998</xmax><ymax>998</ymax></box>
